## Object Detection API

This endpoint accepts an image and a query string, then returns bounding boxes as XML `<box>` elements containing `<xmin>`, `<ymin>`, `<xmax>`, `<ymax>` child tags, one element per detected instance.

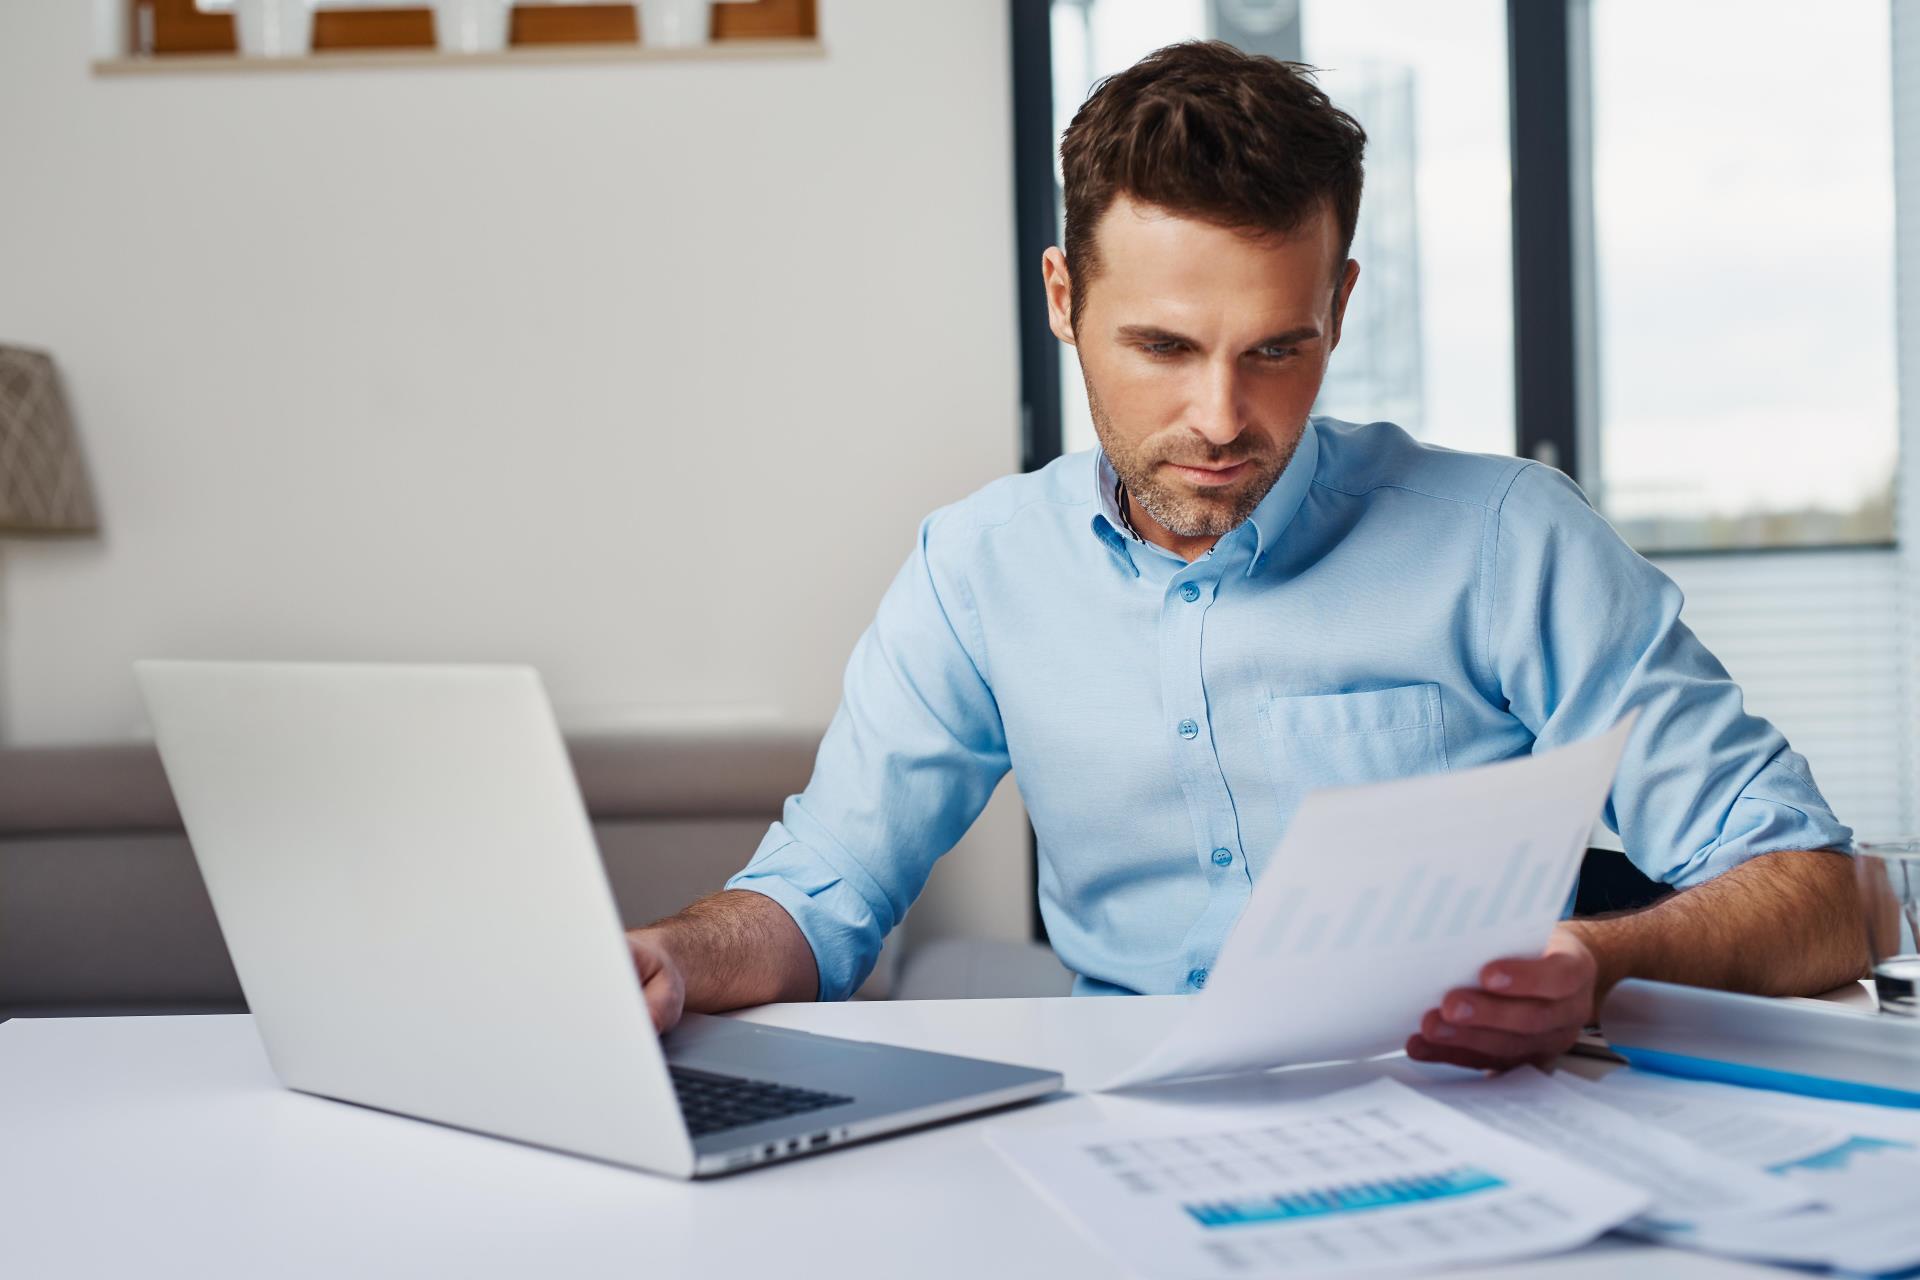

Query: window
<box><xmin>1293</xmin><ymin>1</ymin><xmax>1512</xmax><ymax>458</ymax></box>
<box><xmin>1587</xmin><ymin>0</ymin><xmax>1897</xmax><ymax>552</ymax></box>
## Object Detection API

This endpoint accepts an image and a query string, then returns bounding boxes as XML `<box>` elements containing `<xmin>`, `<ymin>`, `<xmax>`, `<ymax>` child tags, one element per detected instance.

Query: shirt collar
<box><xmin>1093</xmin><ymin>451</ymin><xmax>1135</xmax><ymax>540</ymax></box>
<box><xmin>1088</xmin><ymin>417</ymin><xmax>1321</xmax><ymax>578</ymax></box>
<box><xmin>1239</xmin><ymin>416</ymin><xmax>1319</xmax><ymax>575</ymax></box>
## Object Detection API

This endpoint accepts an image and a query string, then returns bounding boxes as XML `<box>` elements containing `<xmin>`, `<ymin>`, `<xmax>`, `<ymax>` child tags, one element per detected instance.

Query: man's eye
<box><xmin>1256</xmin><ymin>346</ymin><xmax>1299</xmax><ymax>361</ymax></box>
<box><xmin>1140</xmin><ymin>342</ymin><xmax>1180</xmax><ymax>357</ymax></box>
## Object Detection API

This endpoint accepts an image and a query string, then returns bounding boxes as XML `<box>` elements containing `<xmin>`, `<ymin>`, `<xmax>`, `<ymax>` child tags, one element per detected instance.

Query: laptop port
<box><xmin>809</xmin><ymin>1132</ymin><xmax>830</xmax><ymax>1148</ymax></box>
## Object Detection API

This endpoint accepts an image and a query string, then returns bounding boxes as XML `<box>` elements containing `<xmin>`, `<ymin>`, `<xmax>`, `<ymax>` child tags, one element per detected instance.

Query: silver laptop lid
<box><xmin>136</xmin><ymin>660</ymin><xmax>695</xmax><ymax>1177</ymax></box>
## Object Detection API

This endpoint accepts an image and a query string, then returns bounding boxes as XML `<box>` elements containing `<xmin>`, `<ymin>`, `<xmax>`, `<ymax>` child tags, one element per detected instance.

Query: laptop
<box><xmin>134</xmin><ymin>660</ymin><xmax>1062</xmax><ymax>1178</ymax></box>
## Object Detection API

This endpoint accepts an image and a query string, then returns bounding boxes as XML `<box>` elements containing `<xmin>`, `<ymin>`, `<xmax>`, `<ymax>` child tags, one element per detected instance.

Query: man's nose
<box><xmin>1190</xmin><ymin>360</ymin><xmax>1247</xmax><ymax>446</ymax></box>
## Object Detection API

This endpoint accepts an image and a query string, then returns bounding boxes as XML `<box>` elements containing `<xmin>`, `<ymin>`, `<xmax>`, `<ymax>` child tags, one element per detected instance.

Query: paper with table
<box><xmin>993</xmin><ymin>1064</ymin><xmax>1920</xmax><ymax>1278</ymax></box>
<box><xmin>1101</xmin><ymin>715</ymin><xmax>1637</xmax><ymax>1090</ymax></box>
<box><xmin>1412</xmin><ymin>1067</ymin><xmax>1817</xmax><ymax>1228</ymax></box>
<box><xmin>988</xmin><ymin>1078</ymin><xmax>1651</xmax><ymax>1280</ymax></box>
<box><xmin>1574</xmin><ymin>1069</ymin><xmax>1920</xmax><ymax>1274</ymax></box>
<box><xmin>1405</xmin><ymin>1067</ymin><xmax>1920</xmax><ymax>1274</ymax></box>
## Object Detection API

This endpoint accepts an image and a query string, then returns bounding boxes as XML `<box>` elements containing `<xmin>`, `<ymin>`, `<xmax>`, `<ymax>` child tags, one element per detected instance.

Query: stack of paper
<box><xmin>990</xmin><ymin>1079</ymin><xmax>1651</xmax><ymax>1280</ymax></box>
<box><xmin>1411</xmin><ymin>1068</ymin><xmax>1818</xmax><ymax>1229</ymax></box>
<box><xmin>1575</xmin><ymin>1069</ymin><xmax>1920</xmax><ymax>1274</ymax></box>
<box><xmin>992</xmin><ymin>1069</ymin><xmax>1920</xmax><ymax>1277</ymax></box>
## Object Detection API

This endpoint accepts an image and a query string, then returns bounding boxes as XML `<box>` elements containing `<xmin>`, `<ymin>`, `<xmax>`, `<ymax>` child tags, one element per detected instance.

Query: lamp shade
<box><xmin>0</xmin><ymin>346</ymin><xmax>98</xmax><ymax>535</ymax></box>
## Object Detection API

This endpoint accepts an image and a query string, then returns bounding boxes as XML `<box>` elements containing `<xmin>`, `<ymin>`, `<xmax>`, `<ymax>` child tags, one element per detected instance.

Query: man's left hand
<box><xmin>1405</xmin><ymin>925</ymin><xmax>1599</xmax><ymax>1071</ymax></box>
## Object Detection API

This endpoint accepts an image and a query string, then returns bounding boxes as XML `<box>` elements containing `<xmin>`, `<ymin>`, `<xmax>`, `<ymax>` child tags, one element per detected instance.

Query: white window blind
<box><xmin>1652</xmin><ymin>550</ymin><xmax>1910</xmax><ymax>843</ymax></box>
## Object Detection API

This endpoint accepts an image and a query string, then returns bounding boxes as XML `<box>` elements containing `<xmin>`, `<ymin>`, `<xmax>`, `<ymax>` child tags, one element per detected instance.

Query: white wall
<box><xmin>0</xmin><ymin>0</ymin><xmax>1034</xmax><ymax>945</ymax></box>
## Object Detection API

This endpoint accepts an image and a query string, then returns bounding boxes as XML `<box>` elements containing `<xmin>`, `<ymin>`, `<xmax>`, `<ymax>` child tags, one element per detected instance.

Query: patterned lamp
<box><xmin>0</xmin><ymin>347</ymin><xmax>98</xmax><ymax>535</ymax></box>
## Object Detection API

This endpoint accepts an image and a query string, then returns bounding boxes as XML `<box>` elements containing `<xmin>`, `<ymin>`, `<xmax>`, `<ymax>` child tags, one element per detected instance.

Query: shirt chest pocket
<box><xmin>1255</xmin><ymin>684</ymin><xmax>1449</xmax><ymax>820</ymax></box>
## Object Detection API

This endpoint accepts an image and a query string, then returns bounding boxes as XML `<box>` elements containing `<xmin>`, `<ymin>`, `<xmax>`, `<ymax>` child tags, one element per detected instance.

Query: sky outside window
<box><xmin>1589</xmin><ymin>0</ymin><xmax>1898</xmax><ymax>551</ymax></box>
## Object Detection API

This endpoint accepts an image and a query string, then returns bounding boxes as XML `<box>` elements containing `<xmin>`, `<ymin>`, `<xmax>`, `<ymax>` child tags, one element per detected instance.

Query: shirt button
<box><xmin>1180</xmin><ymin>582</ymin><xmax>1201</xmax><ymax>602</ymax></box>
<box><xmin>1188</xmin><ymin>968</ymin><xmax>1209</xmax><ymax>989</ymax></box>
<box><xmin>1177</xmin><ymin>719</ymin><xmax>1199</xmax><ymax>739</ymax></box>
<box><xmin>1211</xmin><ymin>847</ymin><xmax>1233</xmax><ymax>867</ymax></box>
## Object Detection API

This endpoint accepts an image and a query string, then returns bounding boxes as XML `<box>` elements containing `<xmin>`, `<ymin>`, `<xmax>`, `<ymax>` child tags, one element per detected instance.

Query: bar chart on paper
<box><xmin>1096</xmin><ymin>1112</ymin><xmax>1572</xmax><ymax>1270</ymax></box>
<box><xmin>990</xmin><ymin>1080</ymin><xmax>1650</xmax><ymax>1280</ymax></box>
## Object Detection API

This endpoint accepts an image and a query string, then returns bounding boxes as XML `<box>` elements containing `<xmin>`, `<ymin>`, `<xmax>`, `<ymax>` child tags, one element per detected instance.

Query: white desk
<box><xmin>0</xmin><ymin>998</ymin><xmax>1792</xmax><ymax>1279</ymax></box>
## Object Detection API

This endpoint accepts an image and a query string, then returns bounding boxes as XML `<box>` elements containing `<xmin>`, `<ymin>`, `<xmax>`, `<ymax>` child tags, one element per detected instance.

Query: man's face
<box><xmin>1044</xmin><ymin>195</ymin><xmax>1359</xmax><ymax>555</ymax></box>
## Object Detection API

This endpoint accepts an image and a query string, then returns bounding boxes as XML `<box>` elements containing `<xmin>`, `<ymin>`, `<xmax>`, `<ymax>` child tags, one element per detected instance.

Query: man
<box><xmin>628</xmin><ymin>41</ymin><xmax>1863</xmax><ymax>1072</ymax></box>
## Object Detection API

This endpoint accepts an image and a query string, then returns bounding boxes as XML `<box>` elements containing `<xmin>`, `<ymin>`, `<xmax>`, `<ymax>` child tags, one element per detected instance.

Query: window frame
<box><xmin>1507</xmin><ymin>0</ymin><xmax>1583</xmax><ymax>484</ymax></box>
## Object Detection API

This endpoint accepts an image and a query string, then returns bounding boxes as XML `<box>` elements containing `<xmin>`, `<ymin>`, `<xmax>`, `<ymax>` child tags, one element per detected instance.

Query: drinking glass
<box><xmin>1855</xmin><ymin>839</ymin><xmax>1920</xmax><ymax>1015</ymax></box>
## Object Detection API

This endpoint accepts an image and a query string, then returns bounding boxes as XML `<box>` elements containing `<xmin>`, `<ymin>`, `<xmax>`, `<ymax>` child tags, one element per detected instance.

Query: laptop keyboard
<box><xmin>669</xmin><ymin>1064</ymin><xmax>854</xmax><ymax>1139</ymax></box>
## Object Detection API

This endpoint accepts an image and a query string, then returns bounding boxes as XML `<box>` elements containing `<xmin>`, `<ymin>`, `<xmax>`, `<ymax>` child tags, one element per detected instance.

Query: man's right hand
<box><xmin>622</xmin><ymin>890</ymin><xmax>822</xmax><ymax>1030</ymax></box>
<box><xmin>625</xmin><ymin>928</ymin><xmax>687</xmax><ymax>1033</ymax></box>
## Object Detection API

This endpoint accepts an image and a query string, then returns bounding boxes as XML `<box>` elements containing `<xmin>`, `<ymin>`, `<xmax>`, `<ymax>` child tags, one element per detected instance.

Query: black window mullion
<box><xmin>1508</xmin><ymin>0</ymin><xmax>1584</xmax><ymax>483</ymax></box>
<box><xmin>1011</xmin><ymin>0</ymin><xmax>1063</xmax><ymax>477</ymax></box>
<box><xmin>1009</xmin><ymin>0</ymin><xmax>1060</xmax><ymax>944</ymax></box>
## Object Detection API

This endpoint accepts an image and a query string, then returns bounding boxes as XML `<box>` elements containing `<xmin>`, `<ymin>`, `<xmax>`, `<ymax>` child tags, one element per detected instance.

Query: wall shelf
<box><xmin>92</xmin><ymin>36</ymin><xmax>821</xmax><ymax>74</ymax></box>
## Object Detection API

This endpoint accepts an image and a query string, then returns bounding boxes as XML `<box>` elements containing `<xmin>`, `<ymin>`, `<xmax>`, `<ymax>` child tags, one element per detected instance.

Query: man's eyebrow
<box><xmin>1251</xmin><ymin>326</ymin><xmax>1322</xmax><ymax>347</ymax></box>
<box><xmin>1113</xmin><ymin>324</ymin><xmax>1323</xmax><ymax>347</ymax></box>
<box><xmin>1115</xmin><ymin>324</ymin><xmax>1194</xmax><ymax>344</ymax></box>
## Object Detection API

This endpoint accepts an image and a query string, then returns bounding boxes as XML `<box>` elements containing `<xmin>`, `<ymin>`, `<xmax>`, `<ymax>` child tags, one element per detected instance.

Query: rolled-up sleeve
<box><xmin>724</xmin><ymin>508</ymin><xmax>1011</xmax><ymax>1000</ymax></box>
<box><xmin>1486</xmin><ymin>463</ymin><xmax>1852</xmax><ymax>887</ymax></box>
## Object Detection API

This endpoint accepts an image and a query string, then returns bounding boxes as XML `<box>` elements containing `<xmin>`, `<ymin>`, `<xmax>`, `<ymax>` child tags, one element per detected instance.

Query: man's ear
<box><xmin>1042</xmin><ymin>247</ymin><xmax>1078</xmax><ymax>346</ymax></box>
<box><xmin>1328</xmin><ymin>258</ymin><xmax>1361</xmax><ymax>350</ymax></box>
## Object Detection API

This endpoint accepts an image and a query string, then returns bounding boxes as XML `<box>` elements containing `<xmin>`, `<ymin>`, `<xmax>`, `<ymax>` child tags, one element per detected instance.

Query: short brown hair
<box><xmin>1059</xmin><ymin>41</ymin><xmax>1367</xmax><ymax>329</ymax></box>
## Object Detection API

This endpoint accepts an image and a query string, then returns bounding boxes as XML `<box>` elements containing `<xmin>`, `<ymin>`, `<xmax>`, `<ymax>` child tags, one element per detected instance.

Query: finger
<box><xmin>1480</xmin><ymin>949</ymin><xmax>1590</xmax><ymax>1000</ymax></box>
<box><xmin>627</xmin><ymin>934</ymin><xmax>661</xmax><ymax>981</ymax></box>
<box><xmin>1437</xmin><ymin>987</ymin><xmax>1588</xmax><ymax>1037</ymax></box>
<box><xmin>1424</xmin><ymin>1008</ymin><xmax>1542</xmax><ymax>1057</ymax></box>
<box><xmin>1406</xmin><ymin>1035</ymin><xmax>1516</xmax><ymax>1073</ymax></box>
<box><xmin>640</xmin><ymin>970</ymin><xmax>683</xmax><ymax>1034</ymax></box>
<box><xmin>1420</xmin><ymin>1010</ymin><xmax>1577</xmax><ymax>1065</ymax></box>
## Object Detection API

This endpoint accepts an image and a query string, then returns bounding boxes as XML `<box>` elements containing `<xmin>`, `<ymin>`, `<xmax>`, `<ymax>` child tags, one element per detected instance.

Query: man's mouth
<box><xmin>1164</xmin><ymin>458</ymin><xmax>1253</xmax><ymax>487</ymax></box>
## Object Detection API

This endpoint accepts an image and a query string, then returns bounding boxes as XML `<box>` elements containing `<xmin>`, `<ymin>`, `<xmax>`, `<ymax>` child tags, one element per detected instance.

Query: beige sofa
<box><xmin>0</xmin><ymin>735</ymin><xmax>1073</xmax><ymax>1018</ymax></box>
<box><xmin>0</xmin><ymin>734</ymin><xmax>813</xmax><ymax>1017</ymax></box>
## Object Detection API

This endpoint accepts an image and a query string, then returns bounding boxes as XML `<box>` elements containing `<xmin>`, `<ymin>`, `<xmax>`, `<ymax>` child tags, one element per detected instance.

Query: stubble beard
<box><xmin>1084</xmin><ymin>375</ymin><xmax>1299</xmax><ymax>540</ymax></box>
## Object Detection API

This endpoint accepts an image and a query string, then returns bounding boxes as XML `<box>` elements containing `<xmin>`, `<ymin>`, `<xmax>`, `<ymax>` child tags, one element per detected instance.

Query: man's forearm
<box><xmin>1565</xmin><ymin>848</ymin><xmax>1866</xmax><ymax>1009</ymax></box>
<box><xmin>631</xmin><ymin>889</ymin><xmax>819</xmax><ymax>1013</ymax></box>
<box><xmin>1410</xmin><ymin>847</ymin><xmax>1866</xmax><ymax>1072</ymax></box>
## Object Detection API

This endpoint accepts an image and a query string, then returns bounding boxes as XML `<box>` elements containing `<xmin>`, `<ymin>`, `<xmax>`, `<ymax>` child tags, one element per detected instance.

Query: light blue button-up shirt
<box><xmin>726</xmin><ymin>418</ymin><xmax>1852</xmax><ymax>999</ymax></box>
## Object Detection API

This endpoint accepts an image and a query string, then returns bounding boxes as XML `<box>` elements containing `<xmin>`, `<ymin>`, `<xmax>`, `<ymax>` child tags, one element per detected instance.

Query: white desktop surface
<box><xmin>0</xmin><ymin>997</ymin><xmax>1798</xmax><ymax>1279</ymax></box>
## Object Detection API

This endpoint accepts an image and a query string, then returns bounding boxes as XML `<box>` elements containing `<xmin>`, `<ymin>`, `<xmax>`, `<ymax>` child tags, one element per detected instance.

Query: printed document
<box><xmin>1103</xmin><ymin>716</ymin><xmax>1636</xmax><ymax>1089</ymax></box>
<box><xmin>1413</xmin><ymin>1067</ymin><xmax>1814</xmax><ymax>1227</ymax></box>
<box><xmin>988</xmin><ymin>1078</ymin><xmax>1650</xmax><ymax>1280</ymax></box>
<box><xmin>1575</xmin><ymin>1070</ymin><xmax>1920</xmax><ymax>1274</ymax></box>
